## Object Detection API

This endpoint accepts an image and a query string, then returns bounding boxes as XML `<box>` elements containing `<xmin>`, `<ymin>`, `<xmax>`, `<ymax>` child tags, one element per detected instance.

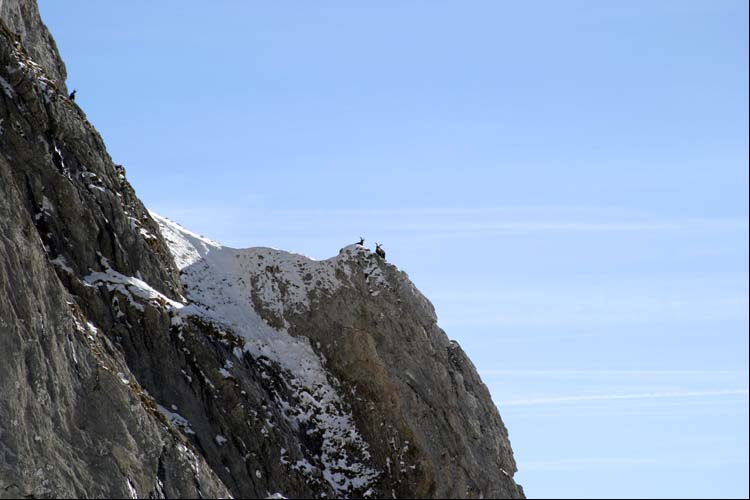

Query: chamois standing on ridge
<box><xmin>375</xmin><ymin>243</ymin><xmax>386</xmax><ymax>260</ymax></box>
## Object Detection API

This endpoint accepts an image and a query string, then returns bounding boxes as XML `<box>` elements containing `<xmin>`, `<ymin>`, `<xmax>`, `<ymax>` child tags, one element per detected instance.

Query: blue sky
<box><xmin>41</xmin><ymin>1</ymin><xmax>748</xmax><ymax>497</ymax></box>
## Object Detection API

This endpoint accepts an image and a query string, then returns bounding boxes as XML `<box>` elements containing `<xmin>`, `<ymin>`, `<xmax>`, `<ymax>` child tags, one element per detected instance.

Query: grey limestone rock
<box><xmin>0</xmin><ymin>2</ymin><xmax>524</xmax><ymax>498</ymax></box>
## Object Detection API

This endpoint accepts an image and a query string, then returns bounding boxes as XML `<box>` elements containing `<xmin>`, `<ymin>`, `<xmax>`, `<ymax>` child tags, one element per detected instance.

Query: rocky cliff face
<box><xmin>0</xmin><ymin>1</ymin><xmax>524</xmax><ymax>498</ymax></box>
<box><xmin>0</xmin><ymin>0</ymin><xmax>66</xmax><ymax>93</ymax></box>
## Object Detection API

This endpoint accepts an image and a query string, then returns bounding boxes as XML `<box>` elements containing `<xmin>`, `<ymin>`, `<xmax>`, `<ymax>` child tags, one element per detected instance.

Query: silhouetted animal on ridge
<box><xmin>375</xmin><ymin>243</ymin><xmax>386</xmax><ymax>259</ymax></box>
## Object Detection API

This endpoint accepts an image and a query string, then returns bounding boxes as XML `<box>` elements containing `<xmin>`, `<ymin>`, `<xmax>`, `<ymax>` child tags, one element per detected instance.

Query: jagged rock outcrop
<box><xmin>0</xmin><ymin>1</ymin><xmax>524</xmax><ymax>498</ymax></box>
<box><xmin>0</xmin><ymin>0</ymin><xmax>66</xmax><ymax>93</ymax></box>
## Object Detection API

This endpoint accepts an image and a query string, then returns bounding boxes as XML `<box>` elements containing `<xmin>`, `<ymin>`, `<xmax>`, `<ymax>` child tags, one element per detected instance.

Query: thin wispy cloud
<box><xmin>436</xmin><ymin>280</ymin><xmax>749</xmax><ymax>328</ymax></box>
<box><xmin>499</xmin><ymin>396</ymin><xmax>750</xmax><ymax>418</ymax></box>
<box><xmin>438</xmin><ymin>299</ymin><xmax>749</xmax><ymax>328</ymax></box>
<box><xmin>481</xmin><ymin>369</ymin><xmax>750</xmax><ymax>376</ymax></box>
<box><xmin>149</xmin><ymin>203</ymin><xmax>749</xmax><ymax>243</ymax></box>
<box><xmin>502</xmin><ymin>409</ymin><xmax>748</xmax><ymax>419</ymax></box>
<box><xmin>518</xmin><ymin>457</ymin><xmax>750</xmax><ymax>471</ymax></box>
<box><xmin>499</xmin><ymin>389</ymin><xmax>749</xmax><ymax>407</ymax></box>
<box><xmin>407</xmin><ymin>217</ymin><xmax>740</xmax><ymax>237</ymax></box>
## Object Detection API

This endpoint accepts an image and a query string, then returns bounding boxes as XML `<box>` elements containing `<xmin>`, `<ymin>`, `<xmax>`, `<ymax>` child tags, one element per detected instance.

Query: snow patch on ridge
<box><xmin>151</xmin><ymin>213</ymin><xmax>380</xmax><ymax>495</ymax></box>
<box><xmin>83</xmin><ymin>266</ymin><xmax>184</xmax><ymax>311</ymax></box>
<box><xmin>157</xmin><ymin>404</ymin><xmax>196</xmax><ymax>435</ymax></box>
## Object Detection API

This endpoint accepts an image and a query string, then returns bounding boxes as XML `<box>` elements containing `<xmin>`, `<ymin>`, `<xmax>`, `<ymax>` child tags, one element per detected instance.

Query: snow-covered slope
<box><xmin>153</xmin><ymin>213</ymin><xmax>380</xmax><ymax>495</ymax></box>
<box><xmin>150</xmin><ymin>213</ymin><xmax>524</xmax><ymax>499</ymax></box>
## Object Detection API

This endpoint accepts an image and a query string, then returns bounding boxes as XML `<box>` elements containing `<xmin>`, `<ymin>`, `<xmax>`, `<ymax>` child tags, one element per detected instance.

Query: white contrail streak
<box><xmin>481</xmin><ymin>369</ymin><xmax>750</xmax><ymax>376</ymax></box>
<box><xmin>500</xmin><ymin>389</ymin><xmax>749</xmax><ymax>406</ymax></box>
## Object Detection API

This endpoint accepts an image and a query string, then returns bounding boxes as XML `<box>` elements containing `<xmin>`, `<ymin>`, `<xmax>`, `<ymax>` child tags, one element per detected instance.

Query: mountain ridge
<box><xmin>0</xmin><ymin>1</ymin><xmax>524</xmax><ymax>497</ymax></box>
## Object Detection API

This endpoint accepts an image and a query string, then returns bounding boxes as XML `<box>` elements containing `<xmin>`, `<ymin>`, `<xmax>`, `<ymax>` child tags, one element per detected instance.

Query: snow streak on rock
<box><xmin>152</xmin><ymin>213</ymin><xmax>379</xmax><ymax>495</ymax></box>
